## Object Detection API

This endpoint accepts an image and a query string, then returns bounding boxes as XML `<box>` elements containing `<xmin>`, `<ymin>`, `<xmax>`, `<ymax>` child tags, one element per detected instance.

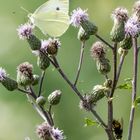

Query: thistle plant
<box><xmin>1</xmin><ymin>1</ymin><xmax>140</xmax><ymax>140</ymax></box>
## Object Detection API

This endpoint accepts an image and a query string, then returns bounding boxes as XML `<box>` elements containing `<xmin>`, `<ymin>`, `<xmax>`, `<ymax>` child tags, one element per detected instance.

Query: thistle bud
<box><xmin>96</xmin><ymin>58</ymin><xmax>111</xmax><ymax>75</ymax></box>
<box><xmin>80</xmin><ymin>20</ymin><xmax>98</xmax><ymax>35</ymax></box>
<box><xmin>77</xmin><ymin>26</ymin><xmax>90</xmax><ymax>41</ymax></box>
<box><xmin>36</xmin><ymin>96</ymin><xmax>46</xmax><ymax>106</ymax></box>
<box><xmin>2</xmin><ymin>77</ymin><xmax>18</xmax><ymax>91</ymax></box>
<box><xmin>0</xmin><ymin>68</ymin><xmax>18</xmax><ymax>91</ymax></box>
<box><xmin>32</xmin><ymin>75</ymin><xmax>40</xmax><ymax>86</ymax></box>
<box><xmin>17</xmin><ymin>62</ymin><xmax>33</xmax><ymax>86</ymax></box>
<box><xmin>120</xmin><ymin>36</ymin><xmax>132</xmax><ymax>50</ymax></box>
<box><xmin>90</xmin><ymin>41</ymin><xmax>106</xmax><ymax>60</ymax></box>
<box><xmin>37</xmin><ymin>52</ymin><xmax>50</xmax><ymax>70</ymax></box>
<box><xmin>90</xmin><ymin>85</ymin><xmax>106</xmax><ymax>103</ymax></box>
<box><xmin>48</xmin><ymin>90</ymin><xmax>62</xmax><ymax>105</ymax></box>
<box><xmin>118</xmin><ymin>47</ymin><xmax>128</xmax><ymax>56</ymax></box>
<box><xmin>110</xmin><ymin>7</ymin><xmax>128</xmax><ymax>42</ymax></box>
<box><xmin>41</xmin><ymin>38</ymin><xmax>61</xmax><ymax>56</ymax></box>
<box><xmin>27</xmin><ymin>35</ymin><xmax>41</xmax><ymax>50</ymax></box>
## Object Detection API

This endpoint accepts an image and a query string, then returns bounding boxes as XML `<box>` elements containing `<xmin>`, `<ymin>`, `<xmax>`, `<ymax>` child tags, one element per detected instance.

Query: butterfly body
<box><xmin>30</xmin><ymin>0</ymin><xmax>70</xmax><ymax>37</ymax></box>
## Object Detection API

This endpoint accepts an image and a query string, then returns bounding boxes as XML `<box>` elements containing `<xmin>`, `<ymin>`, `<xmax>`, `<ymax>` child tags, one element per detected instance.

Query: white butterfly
<box><xmin>30</xmin><ymin>0</ymin><xmax>70</xmax><ymax>37</ymax></box>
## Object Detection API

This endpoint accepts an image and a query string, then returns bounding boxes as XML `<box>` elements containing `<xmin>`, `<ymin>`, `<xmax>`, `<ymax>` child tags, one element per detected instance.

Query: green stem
<box><xmin>38</xmin><ymin>70</ymin><xmax>46</xmax><ymax>97</ymax></box>
<box><xmin>74</xmin><ymin>41</ymin><xmax>85</xmax><ymax>86</ymax></box>
<box><xmin>128</xmin><ymin>38</ymin><xmax>138</xmax><ymax>140</ymax></box>
<box><xmin>95</xmin><ymin>34</ymin><xmax>113</xmax><ymax>49</ymax></box>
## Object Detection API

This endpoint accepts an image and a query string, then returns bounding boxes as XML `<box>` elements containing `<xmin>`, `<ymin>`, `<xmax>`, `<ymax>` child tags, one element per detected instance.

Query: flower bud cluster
<box><xmin>110</xmin><ymin>3</ymin><xmax>140</xmax><ymax>53</ymax></box>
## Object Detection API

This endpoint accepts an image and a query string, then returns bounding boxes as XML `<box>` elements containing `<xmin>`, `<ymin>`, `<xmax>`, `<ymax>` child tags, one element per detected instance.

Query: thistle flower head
<box><xmin>36</xmin><ymin>122</ymin><xmax>65</xmax><ymax>140</ymax></box>
<box><xmin>17</xmin><ymin>62</ymin><xmax>33</xmax><ymax>77</ymax></box>
<box><xmin>111</xmin><ymin>7</ymin><xmax>128</xmax><ymax>22</ymax></box>
<box><xmin>41</xmin><ymin>38</ymin><xmax>61</xmax><ymax>55</ymax></box>
<box><xmin>125</xmin><ymin>16</ymin><xmax>140</xmax><ymax>37</ymax></box>
<box><xmin>133</xmin><ymin>1</ymin><xmax>140</xmax><ymax>15</ymax></box>
<box><xmin>50</xmin><ymin>127</ymin><xmax>65</xmax><ymax>140</ymax></box>
<box><xmin>90</xmin><ymin>41</ymin><xmax>106</xmax><ymax>59</ymax></box>
<box><xmin>79</xmin><ymin>94</ymin><xmax>94</xmax><ymax>111</ymax></box>
<box><xmin>70</xmin><ymin>8</ymin><xmax>89</xmax><ymax>27</ymax></box>
<box><xmin>36</xmin><ymin>122</ymin><xmax>51</xmax><ymax>140</ymax></box>
<box><xmin>17</xmin><ymin>23</ymin><xmax>34</xmax><ymax>40</ymax></box>
<box><xmin>0</xmin><ymin>67</ymin><xmax>7</xmax><ymax>82</ymax></box>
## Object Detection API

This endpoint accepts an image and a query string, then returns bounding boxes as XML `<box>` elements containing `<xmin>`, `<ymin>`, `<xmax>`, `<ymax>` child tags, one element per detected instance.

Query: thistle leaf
<box><xmin>84</xmin><ymin>118</ymin><xmax>98</xmax><ymax>127</ymax></box>
<box><xmin>117</xmin><ymin>83</ymin><xmax>132</xmax><ymax>90</ymax></box>
<box><xmin>117</xmin><ymin>78</ymin><xmax>132</xmax><ymax>90</ymax></box>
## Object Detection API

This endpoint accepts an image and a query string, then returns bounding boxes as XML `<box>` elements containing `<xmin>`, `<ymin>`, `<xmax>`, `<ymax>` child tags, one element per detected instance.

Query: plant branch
<box><xmin>108</xmin><ymin>43</ymin><xmax>118</xmax><ymax>139</ymax></box>
<box><xmin>90</xmin><ymin>108</ymin><xmax>107</xmax><ymax>128</ymax></box>
<box><xmin>38</xmin><ymin>70</ymin><xmax>46</xmax><ymax>97</ymax></box>
<box><xmin>110</xmin><ymin>43</ymin><xmax>118</xmax><ymax>97</ymax></box>
<box><xmin>52</xmin><ymin>56</ymin><xmax>84</xmax><ymax>100</ymax></box>
<box><xmin>52</xmin><ymin>57</ymin><xmax>114</xmax><ymax>138</ymax></box>
<box><xmin>48</xmin><ymin>105</ymin><xmax>54</xmax><ymax>126</ymax></box>
<box><xmin>95</xmin><ymin>34</ymin><xmax>113</xmax><ymax>49</ymax></box>
<box><xmin>17</xmin><ymin>87</ymin><xmax>31</xmax><ymax>94</ymax></box>
<box><xmin>90</xmin><ymin>108</ymin><xmax>115</xmax><ymax>140</ymax></box>
<box><xmin>116</xmin><ymin>53</ymin><xmax>125</xmax><ymax>82</ymax></box>
<box><xmin>40</xmin><ymin>51</ymin><xmax>112</xmax><ymax>137</ymax></box>
<box><xmin>28</xmin><ymin>86</ymin><xmax>53</xmax><ymax>126</ymax></box>
<box><xmin>128</xmin><ymin>37</ymin><xmax>138</xmax><ymax>140</ymax></box>
<box><xmin>74</xmin><ymin>41</ymin><xmax>85</xmax><ymax>86</ymax></box>
<box><xmin>29</xmin><ymin>86</ymin><xmax>37</xmax><ymax>99</ymax></box>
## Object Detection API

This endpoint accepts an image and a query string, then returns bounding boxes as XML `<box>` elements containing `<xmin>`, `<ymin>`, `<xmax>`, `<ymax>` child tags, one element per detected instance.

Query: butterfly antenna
<box><xmin>20</xmin><ymin>7</ymin><xmax>33</xmax><ymax>24</ymax></box>
<box><xmin>20</xmin><ymin>6</ymin><xmax>30</xmax><ymax>14</ymax></box>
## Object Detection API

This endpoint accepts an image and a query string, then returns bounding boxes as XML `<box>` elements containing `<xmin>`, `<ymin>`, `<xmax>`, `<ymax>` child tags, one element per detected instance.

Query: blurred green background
<box><xmin>0</xmin><ymin>0</ymin><xmax>140</xmax><ymax>139</ymax></box>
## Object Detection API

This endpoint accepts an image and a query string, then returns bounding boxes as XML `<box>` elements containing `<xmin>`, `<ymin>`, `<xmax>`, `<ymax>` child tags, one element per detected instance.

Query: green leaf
<box><xmin>134</xmin><ymin>96</ymin><xmax>140</xmax><ymax>107</ymax></box>
<box><xmin>84</xmin><ymin>118</ymin><xmax>98</xmax><ymax>127</ymax></box>
<box><xmin>117</xmin><ymin>78</ymin><xmax>132</xmax><ymax>90</ymax></box>
<box><xmin>117</xmin><ymin>83</ymin><xmax>132</xmax><ymax>90</ymax></box>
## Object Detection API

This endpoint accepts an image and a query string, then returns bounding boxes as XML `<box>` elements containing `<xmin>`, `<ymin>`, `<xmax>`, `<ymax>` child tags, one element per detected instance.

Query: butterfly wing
<box><xmin>32</xmin><ymin>11</ymin><xmax>70</xmax><ymax>37</ymax></box>
<box><xmin>30</xmin><ymin>0</ymin><xmax>70</xmax><ymax>37</ymax></box>
<box><xmin>34</xmin><ymin>0</ymin><xmax>69</xmax><ymax>14</ymax></box>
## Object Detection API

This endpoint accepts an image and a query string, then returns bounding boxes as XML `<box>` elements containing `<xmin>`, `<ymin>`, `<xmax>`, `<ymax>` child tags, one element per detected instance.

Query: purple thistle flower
<box><xmin>70</xmin><ymin>8</ymin><xmax>89</xmax><ymax>27</ymax></box>
<box><xmin>41</xmin><ymin>40</ymin><xmax>50</xmax><ymax>52</ymax></box>
<box><xmin>0</xmin><ymin>67</ymin><xmax>7</xmax><ymax>82</ymax></box>
<box><xmin>50</xmin><ymin>127</ymin><xmax>65</xmax><ymax>140</ymax></box>
<box><xmin>125</xmin><ymin>17</ymin><xmax>140</xmax><ymax>37</ymax></box>
<box><xmin>41</xmin><ymin>38</ymin><xmax>61</xmax><ymax>53</ymax></box>
<box><xmin>36</xmin><ymin>122</ymin><xmax>51</xmax><ymax>140</ymax></box>
<box><xmin>17</xmin><ymin>23</ymin><xmax>34</xmax><ymax>40</ymax></box>
<box><xmin>111</xmin><ymin>7</ymin><xmax>128</xmax><ymax>22</ymax></box>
